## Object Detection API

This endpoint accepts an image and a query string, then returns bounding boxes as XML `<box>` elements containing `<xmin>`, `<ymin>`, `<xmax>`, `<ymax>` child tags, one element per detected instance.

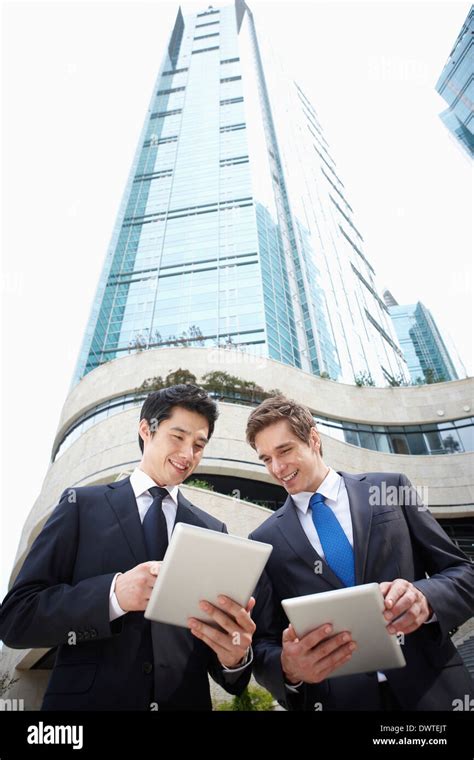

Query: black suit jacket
<box><xmin>0</xmin><ymin>478</ymin><xmax>251</xmax><ymax>710</ymax></box>
<box><xmin>249</xmin><ymin>472</ymin><xmax>474</xmax><ymax>711</ymax></box>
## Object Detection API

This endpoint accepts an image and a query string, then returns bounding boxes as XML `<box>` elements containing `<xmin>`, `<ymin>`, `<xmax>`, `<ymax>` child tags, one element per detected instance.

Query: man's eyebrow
<box><xmin>258</xmin><ymin>441</ymin><xmax>293</xmax><ymax>460</ymax></box>
<box><xmin>170</xmin><ymin>426</ymin><xmax>208</xmax><ymax>444</ymax></box>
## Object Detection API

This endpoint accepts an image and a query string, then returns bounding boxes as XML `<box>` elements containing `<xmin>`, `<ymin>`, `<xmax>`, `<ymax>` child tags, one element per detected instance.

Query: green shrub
<box><xmin>185</xmin><ymin>479</ymin><xmax>214</xmax><ymax>491</ymax></box>
<box><xmin>216</xmin><ymin>686</ymin><xmax>275</xmax><ymax>711</ymax></box>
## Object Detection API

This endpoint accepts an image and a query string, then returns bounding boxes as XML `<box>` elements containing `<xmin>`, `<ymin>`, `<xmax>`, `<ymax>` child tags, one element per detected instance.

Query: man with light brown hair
<box><xmin>247</xmin><ymin>395</ymin><xmax>474</xmax><ymax>711</ymax></box>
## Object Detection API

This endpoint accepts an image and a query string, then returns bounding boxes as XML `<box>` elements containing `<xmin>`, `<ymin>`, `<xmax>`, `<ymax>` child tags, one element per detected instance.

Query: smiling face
<box><xmin>138</xmin><ymin>405</ymin><xmax>209</xmax><ymax>487</ymax></box>
<box><xmin>255</xmin><ymin>419</ymin><xmax>326</xmax><ymax>495</ymax></box>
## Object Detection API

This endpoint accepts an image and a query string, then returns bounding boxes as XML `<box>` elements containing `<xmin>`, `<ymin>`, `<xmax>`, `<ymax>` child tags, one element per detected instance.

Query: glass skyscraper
<box><xmin>384</xmin><ymin>291</ymin><xmax>459</xmax><ymax>384</ymax></box>
<box><xmin>435</xmin><ymin>6</ymin><xmax>474</xmax><ymax>158</ymax></box>
<box><xmin>74</xmin><ymin>1</ymin><xmax>409</xmax><ymax>386</ymax></box>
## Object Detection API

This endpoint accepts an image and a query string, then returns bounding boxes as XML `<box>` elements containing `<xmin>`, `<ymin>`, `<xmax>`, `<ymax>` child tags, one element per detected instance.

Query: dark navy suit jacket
<box><xmin>0</xmin><ymin>478</ymin><xmax>251</xmax><ymax>710</ymax></box>
<box><xmin>249</xmin><ymin>472</ymin><xmax>474</xmax><ymax>711</ymax></box>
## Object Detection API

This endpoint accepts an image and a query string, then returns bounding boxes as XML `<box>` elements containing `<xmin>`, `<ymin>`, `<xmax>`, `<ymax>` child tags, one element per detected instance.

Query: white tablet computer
<box><xmin>282</xmin><ymin>583</ymin><xmax>406</xmax><ymax>677</ymax></box>
<box><xmin>145</xmin><ymin>522</ymin><xmax>272</xmax><ymax>628</ymax></box>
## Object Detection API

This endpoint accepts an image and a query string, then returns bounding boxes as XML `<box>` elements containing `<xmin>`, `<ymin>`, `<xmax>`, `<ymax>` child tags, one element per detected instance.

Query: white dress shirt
<box><xmin>109</xmin><ymin>468</ymin><xmax>178</xmax><ymax>621</ymax></box>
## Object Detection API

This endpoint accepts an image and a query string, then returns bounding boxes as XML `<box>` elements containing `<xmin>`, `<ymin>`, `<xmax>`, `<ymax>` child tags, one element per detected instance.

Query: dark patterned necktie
<box><xmin>143</xmin><ymin>486</ymin><xmax>169</xmax><ymax>561</ymax></box>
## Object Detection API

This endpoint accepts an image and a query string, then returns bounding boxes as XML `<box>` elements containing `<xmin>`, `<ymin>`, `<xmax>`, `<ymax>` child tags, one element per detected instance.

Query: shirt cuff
<box><xmin>109</xmin><ymin>573</ymin><xmax>127</xmax><ymax>621</ymax></box>
<box><xmin>284</xmin><ymin>678</ymin><xmax>303</xmax><ymax>692</ymax></box>
<box><xmin>222</xmin><ymin>646</ymin><xmax>253</xmax><ymax>672</ymax></box>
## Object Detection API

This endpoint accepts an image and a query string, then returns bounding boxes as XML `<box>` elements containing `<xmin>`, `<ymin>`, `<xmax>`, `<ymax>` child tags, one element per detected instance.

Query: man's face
<box><xmin>254</xmin><ymin>419</ymin><xmax>321</xmax><ymax>495</ymax></box>
<box><xmin>139</xmin><ymin>406</ymin><xmax>209</xmax><ymax>486</ymax></box>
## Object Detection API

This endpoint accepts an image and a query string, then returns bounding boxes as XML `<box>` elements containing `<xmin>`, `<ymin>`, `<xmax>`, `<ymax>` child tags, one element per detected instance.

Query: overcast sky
<box><xmin>1</xmin><ymin>0</ymin><xmax>472</xmax><ymax>600</ymax></box>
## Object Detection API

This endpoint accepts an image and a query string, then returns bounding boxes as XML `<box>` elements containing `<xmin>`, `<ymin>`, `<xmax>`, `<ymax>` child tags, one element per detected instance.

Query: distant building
<box><xmin>384</xmin><ymin>290</ymin><xmax>459</xmax><ymax>383</ymax></box>
<box><xmin>435</xmin><ymin>6</ymin><xmax>474</xmax><ymax>157</ymax></box>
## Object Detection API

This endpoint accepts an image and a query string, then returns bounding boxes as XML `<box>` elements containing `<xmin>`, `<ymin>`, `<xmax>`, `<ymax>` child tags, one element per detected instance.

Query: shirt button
<box><xmin>143</xmin><ymin>662</ymin><xmax>153</xmax><ymax>674</ymax></box>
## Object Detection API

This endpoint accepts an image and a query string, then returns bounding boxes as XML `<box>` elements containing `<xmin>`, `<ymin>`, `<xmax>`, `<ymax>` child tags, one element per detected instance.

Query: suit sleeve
<box><xmin>399</xmin><ymin>473</ymin><xmax>474</xmax><ymax>641</ymax></box>
<box><xmin>0</xmin><ymin>490</ymin><xmax>120</xmax><ymax>649</ymax></box>
<box><xmin>250</xmin><ymin>559</ymin><xmax>307</xmax><ymax>710</ymax></box>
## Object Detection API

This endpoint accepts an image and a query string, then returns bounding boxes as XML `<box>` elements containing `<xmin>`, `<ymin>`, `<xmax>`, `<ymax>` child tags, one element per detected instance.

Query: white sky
<box><xmin>1</xmin><ymin>0</ymin><xmax>472</xmax><ymax>600</ymax></box>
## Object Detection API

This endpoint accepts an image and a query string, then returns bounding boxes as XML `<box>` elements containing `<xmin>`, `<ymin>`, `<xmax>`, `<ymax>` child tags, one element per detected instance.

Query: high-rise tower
<box><xmin>74</xmin><ymin>1</ymin><xmax>408</xmax><ymax>387</ymax></box>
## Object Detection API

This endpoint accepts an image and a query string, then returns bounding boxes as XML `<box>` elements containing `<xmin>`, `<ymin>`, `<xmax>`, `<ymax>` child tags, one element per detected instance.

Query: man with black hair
<box><xmin>0</xmin><ymin>385</ymin><xmax>255</xmax><ymax>710</ymax></box>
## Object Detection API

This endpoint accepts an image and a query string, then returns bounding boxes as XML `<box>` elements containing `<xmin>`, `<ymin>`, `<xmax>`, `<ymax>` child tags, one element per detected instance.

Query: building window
<box><xmin>197</xmin><ymin>8</ymin><xmax>220</xmax><ymax>16</ymax></box>
<box><xmin>321</xmin><ymin>167</ymin><xmax>353</xmax><ymax>213</ymax></box>
<box><xmin>191</xmin><ymin>46</ymin><xmax>220</xmax><ymax>55</ymax></box>
<box><xmin>220</xmin><ymin>97</ymin><xmax>244</xmax><ymax>105</ymax></box>
<box><xmin>220</xmin><ymin>123</ymin><xmax>246</xmax><ymax>132</ymax></box>
<box><xmin>220</xmin><ymin>155</ymin><xmax>249</xmax><ymax>166</ymax></box>
<box><xmin>134</xmin><ymin>169</ymin><xmax>173</xmax><ymax>182</ymax></box>
<box><xmin>193</xmin><ymin>33</ymin><xmax>220</xmax><ymax>40</ymax></box>
<box><xmin>351</xmin><ymin>263</ymin><xmax>388</xmax><ymax>312</ymax></box>
<box><xmin>156</xmin><ymin>86</ymin><xmax>185</xmax><ymax>95</ymax></box>
<box><xmin>150</xmin><ymin>109</ymin><xmax>182</xmax><ymax>119</ymax></box>
<box><xmin>143</xmin><ymin>135</ymin><xmax>178</xmax><ymax>147</ymax></box>
<box><xmin>338</xmin><ymin>225</ymin><xmax>375</xmax><ymax>274</ymax></box>
<box><xmin>330</xmin><ymin>196</ymin><xmax>364</xmax><ymax>241</ymax></box>
<box><xmin>162</xmin><ymin>67</ymin><xmax>188</xmax><ymax>76</ymax></box>
<box><xmin>365</xmin><ymin>309</ymin><xmax>403</xmax><ymax>357</ymax></box>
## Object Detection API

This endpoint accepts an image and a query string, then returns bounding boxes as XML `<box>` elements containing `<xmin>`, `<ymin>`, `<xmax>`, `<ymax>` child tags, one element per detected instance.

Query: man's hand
<box><xmin>380</xmin><ymin>579</ymin><xmax>432</xmax><ymax>635</ymax></box>
<box><xmin>187</xmin><ymin>595</ymin><xmax>256</xmax><ymax>668</ymax></box>
<box><xmin>281</xmin><ymin>623</ymin><xmax>356</xmax><ymax>684</ymax></box>
<box><xmin>115</xmin><ymin>561</ymin><xmax>162</xmax><ymax>612</ymax></box>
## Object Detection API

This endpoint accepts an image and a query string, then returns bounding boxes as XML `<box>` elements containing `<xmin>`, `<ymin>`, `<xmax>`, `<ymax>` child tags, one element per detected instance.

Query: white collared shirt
<box><xmin>291</xmin><ymin>467</ymin><xmax>353</xmax><ymax>559</ymax></box>
<box><xmin>130</xmin><ymin>467</ymin><xmax>179</xmax><ymax>535</ymax></box>
<box><xmin>109</xmin><ymin>468</ymin><xmax>179</xmax><ymax>621</ymax></box>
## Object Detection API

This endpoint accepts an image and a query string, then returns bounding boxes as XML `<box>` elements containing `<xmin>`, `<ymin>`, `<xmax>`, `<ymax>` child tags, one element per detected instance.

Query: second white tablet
<box><xmin>282</xmin><ymin>583</ymin><xmax>406</xmax><ymax>677</ymax></box>
<box><xmin>145</xmin><ymin>522</ymin><xmax>272</xmax><ymax>628</ymax></box>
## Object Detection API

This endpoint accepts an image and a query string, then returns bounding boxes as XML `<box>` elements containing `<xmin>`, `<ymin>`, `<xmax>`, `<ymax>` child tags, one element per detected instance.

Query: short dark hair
<box><xmin>138</xmin><ymin>384</ymin><xmax>218</xmax><ymax>453</ymax></box>
<box><xmin>246</xmin><ymin>395</ymin><xmax>322</xmax><ymax>456</ymax></box>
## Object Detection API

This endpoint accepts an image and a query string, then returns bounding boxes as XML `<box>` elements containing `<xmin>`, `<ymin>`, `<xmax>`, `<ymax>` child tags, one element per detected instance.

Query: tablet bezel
<box><xmin>144</xmin><ymin>522</ymin><xmax>272</xmax><ymax>628</ymax></box>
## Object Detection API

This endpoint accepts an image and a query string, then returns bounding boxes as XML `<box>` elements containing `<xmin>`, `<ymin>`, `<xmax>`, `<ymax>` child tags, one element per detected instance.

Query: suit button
<box><xmin>143</xmin><ymin>662</ymin><xmax>153</xmax><ymax>674</ymax></box>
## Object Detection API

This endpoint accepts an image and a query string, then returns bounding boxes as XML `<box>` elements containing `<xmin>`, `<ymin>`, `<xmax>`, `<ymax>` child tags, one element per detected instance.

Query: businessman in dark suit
<box><xmin>246</xmin><ymin>395</ymin><xmax>474</xmax><ymax>710</ymax></box>
<box><xmin>0</xmin><ymin>384</ymin><xmax>255</xmax><ymax>710</ymax></box>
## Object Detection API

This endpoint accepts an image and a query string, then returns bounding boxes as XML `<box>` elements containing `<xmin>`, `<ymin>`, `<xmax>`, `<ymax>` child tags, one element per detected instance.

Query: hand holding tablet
<box><xmin>282</xmin><ymin>583</ymin><xmax>406</xmax><ymax>678</ymax></box>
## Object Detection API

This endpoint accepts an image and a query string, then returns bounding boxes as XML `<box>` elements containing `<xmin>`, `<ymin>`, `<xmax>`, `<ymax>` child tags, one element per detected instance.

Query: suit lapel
<box><xmin>276</xmin><ymin>496</ymin><xmax>345</xmax><ymax>590</ymax></box>
<box><xmin>174</xmin><ymin>491</ymin><xmax>209</xmax><ymax>530</ymax></box>
<box><xmin>339</xmin><ymin>472</ymin><xmax>373</xmax><ymax>585</ymax></box>
<box><xmin>105</xmin><ymin>478</ymin><xmax>148</xmax><ymax>565</ymax></box>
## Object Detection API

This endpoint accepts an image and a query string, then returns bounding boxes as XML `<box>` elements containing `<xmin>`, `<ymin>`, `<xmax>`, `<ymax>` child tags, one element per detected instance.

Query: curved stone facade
<box><xmin>10</xmin><ymin>347</ymin><xmax>473</xmax><ymax>584</ymax></box>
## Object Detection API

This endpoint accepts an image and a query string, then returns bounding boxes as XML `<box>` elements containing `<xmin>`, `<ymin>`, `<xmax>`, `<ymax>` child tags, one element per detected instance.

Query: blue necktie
<box><xmin>309</xmin><ymin>492</ymin><xmax>355</xmax><ymax>587</ymax></box>
<box><xmin>143</xmin><ymin>486</ymin><xmax>169</xmax><ymax>561</ymax></box>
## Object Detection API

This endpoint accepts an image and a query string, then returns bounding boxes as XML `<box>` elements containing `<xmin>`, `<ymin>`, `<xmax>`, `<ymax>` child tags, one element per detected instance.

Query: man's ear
<box><xmin>138</xmin><ymin>418</ymin><xmax>150</xmax><ymax>448</ymax></box>
<box><xmin>309</xmin><ymin>426</ymin><xmax>321</xmax><ymax>453</ymax></box>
